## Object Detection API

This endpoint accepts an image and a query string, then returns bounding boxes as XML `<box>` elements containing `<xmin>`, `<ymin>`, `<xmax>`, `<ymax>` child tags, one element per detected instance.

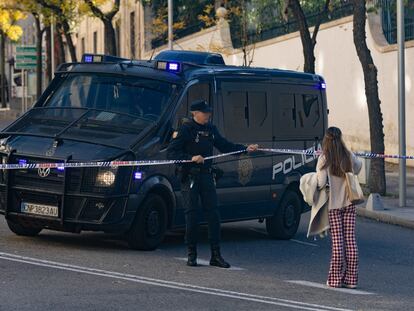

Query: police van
<box><xmin>0</xmin><ymin>51</ymin><xmax>327</xmax><ymax>250</ymax></box>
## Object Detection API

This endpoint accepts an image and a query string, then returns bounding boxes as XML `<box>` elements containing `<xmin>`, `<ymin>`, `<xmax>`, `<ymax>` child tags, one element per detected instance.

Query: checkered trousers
<box><xmin>327</xmin><ymin>205</ymin><xmax>358</xmax><ymax>287</ymax></box>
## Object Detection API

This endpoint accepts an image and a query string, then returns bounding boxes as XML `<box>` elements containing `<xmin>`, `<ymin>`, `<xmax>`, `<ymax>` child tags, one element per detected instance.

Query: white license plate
<box><xmin>21</xmin><ymin>202</ymin><xmax>58</xmax><ymax>217</ymax></box>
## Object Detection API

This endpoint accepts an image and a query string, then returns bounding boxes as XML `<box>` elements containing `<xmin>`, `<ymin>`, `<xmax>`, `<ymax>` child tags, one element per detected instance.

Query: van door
<box><xmin>214</xmin><ymin>79</ymin><xmax>274</xmax><ymax>220</ymax></box>
<box><xmin>270</xmin><ymin>84</ymin><xmax>324</xmax><ymax>196</ymax></box>
<box><xmin>168</xmin><ymin>80</ymin><xmax>213</xmax><ymax>227</ymax></box>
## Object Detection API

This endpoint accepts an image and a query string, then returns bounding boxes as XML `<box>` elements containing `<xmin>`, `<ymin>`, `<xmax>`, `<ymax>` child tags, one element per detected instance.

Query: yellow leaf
<box><xmin>6</xmin><ymin>24</ymin><xmax>23</xmax><ymax>41</ymax></box>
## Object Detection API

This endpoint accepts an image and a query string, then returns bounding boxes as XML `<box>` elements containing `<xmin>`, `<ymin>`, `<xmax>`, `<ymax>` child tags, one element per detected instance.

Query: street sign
<box><xmin>16</xmin><ymin>45</ymin><xmax>36</xmax><ymax>54</ymax></box>
<box><xmin>15</xmin><ymin>45</ymin><xmax>43</xmax><ymax>70</ymax></box>
<box><xmin>15</xmin><ymin>63</ymin><xmax>38</xmax><ymax>70</ymax></box>
<box><xmin>16</xmin><ymin>55</ymin><xmax>37</xmax><ymax>61</ymax></box>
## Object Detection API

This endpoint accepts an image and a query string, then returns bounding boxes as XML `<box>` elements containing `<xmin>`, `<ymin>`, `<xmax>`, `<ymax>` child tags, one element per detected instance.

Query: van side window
<box><xmin>272</xmin><ymin>88</ymin><xmax>323</xmax><ymax>139</ymax></box>
<box><xmin>173</xmin><ymin>82</ymin><xmax>211</xmax><ymax>129</ymax></box>
<box><xmin>223</xmin><ymin>91</ymin><xmax>247</xmax><ymax>136</ymax></box>
<box><xmin>275</xmin><ymin>93</ymin><xmax>296</xmax><ymax>132</ymax></box>
<box><xmin>222</xmin><ymin>89</ymin><xmax>271</xmax><ymax>142</ymax></box>
<box><xmin>248</xmin><ymin>92</ymin><xmax>269</xmax><ymax>130</ymax></box>
<box><xmin>296</xmin><ymin>94</ymin><xmax>321</xmax><ymax>128</ymax></box>
<box><xmin>188</xmin><ymin>83</ymin><xmax>210</xmax><ymax>105</ymax></box>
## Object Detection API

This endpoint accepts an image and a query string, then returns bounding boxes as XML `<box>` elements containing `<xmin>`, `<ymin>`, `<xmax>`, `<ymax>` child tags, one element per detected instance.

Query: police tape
<box><xmin>0</xmin><ymin>150</ymin><xmax>246</xmax><ymax>170</ymax></box>
<box><xmin>259</xmin><ymin>148</ymin><xmax>414</xmax><ymax>160</ymax></box>
<box><xmin>0</xmin><ymin>148</ymin><xmax>412</xmax><ymax>171</ymax></box>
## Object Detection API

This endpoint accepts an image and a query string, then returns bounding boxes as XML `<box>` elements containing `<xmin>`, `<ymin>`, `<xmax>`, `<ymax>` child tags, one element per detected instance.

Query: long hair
<box><xmin>321</xmin><ymin>127</ymin><xmax>352</xmax><ymax>177</ymax></box>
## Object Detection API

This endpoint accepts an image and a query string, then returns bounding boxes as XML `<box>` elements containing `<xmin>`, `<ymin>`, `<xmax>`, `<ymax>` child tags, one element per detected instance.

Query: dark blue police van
<box><xmin>0</xmin><ymin>51</ymin><xmax>327</xmax><ymax>250</ymax></box>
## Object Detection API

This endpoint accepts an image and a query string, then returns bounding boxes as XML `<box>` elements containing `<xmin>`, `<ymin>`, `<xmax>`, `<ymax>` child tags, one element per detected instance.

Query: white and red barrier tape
<box><xmin>0</xmin><ymin>148</ymin><xmax>412</xmax><ymax>170</ymax></box>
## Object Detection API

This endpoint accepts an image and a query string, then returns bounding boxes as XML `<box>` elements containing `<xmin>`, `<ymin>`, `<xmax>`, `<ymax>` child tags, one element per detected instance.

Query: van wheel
<box><xmin>7</xmin><ymin>220</ymin><xmax>42</xmax><ymax>236</ymax></box>
<box><xmin>126</xmin><ymin>194</ymin><xmax>167</xmax><ymax>250</ymax></box>
<box><xmin>266</xmin><ymin>190</ymin><xmax>301</xmax><ymax>240</ymax></box>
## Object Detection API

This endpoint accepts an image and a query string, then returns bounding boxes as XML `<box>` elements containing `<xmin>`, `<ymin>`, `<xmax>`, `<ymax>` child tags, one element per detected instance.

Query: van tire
<box><xmin>7</xmin><ymin>220</ymin><xmax>42</xmax><ymax>236</ymax></box>
<box><xmin>266</xmin><ymin>190</ymin><xmax>301</xmax><ymax>240</ymax></box>
<box><xmin>126</xmin><ymin>194</ymin><xmax>168</xmax><ymax>250</ymax></box>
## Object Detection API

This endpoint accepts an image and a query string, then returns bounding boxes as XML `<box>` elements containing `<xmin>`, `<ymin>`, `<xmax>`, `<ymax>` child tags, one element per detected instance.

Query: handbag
<box><xmin>344</xmin><ymin>171</ymin><xmax>365</xmax><ymax>205</ymax></box>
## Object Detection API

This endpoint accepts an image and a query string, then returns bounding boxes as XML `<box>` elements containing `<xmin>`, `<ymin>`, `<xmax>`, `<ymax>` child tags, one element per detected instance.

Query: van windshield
<box><xmin>43</xmin><ymin>73</ymin><xmax>177</xmax><ymax>122</ymax></box>
<box><xmin>4</xmin><ymin>74</ymin><xmax>179</xmax><ymax>148</ymax></box>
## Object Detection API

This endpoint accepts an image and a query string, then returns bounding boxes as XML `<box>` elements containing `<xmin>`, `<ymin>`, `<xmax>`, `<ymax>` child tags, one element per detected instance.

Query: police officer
<box><xmin>168</xmin><ymin>100</ymin><xmax>258</xmax><ymax>268</ymax></box>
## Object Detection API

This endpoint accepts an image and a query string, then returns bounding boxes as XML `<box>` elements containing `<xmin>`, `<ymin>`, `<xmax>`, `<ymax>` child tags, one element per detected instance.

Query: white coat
<box><xmin>300</xmin><ymin>172</ymin><xmax>330</xmax><ymax>238</ymax></box>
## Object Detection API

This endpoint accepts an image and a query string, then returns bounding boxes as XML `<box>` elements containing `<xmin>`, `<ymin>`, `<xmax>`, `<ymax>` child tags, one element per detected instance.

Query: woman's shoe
<box><xmin>326</xmin><ymin>281</ymin><xmax>341</xmax><ymax>288</ymax></box>
<box><xmin>343</xmin><ymin>284</ymin><xmax>357</xmax><ymax>289</ymax></box>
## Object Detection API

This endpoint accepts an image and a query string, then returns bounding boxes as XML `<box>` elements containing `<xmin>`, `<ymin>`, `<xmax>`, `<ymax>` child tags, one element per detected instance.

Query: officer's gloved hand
<box><xmin>191</xmin><ymin>155</ymin><xmax>204</xmax><ymax>164</ymax></box>
<box><xmin>246</xmin><ymin>144</ymin><xmax>259</xmax><ymax>152</ymax></box>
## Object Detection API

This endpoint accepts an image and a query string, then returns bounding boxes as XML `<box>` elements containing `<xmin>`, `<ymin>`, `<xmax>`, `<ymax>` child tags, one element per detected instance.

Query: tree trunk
<box><xmin>103</xmin><ymin>19</ymin><xmax>117</xmax><ymax>56</ymax></box>
<box><xmin>84</xmin><ymin>0</ymin><xmax>120</xmax><ymax>56</ymax></box>
<box><xmin>56</xmin><ymin>24</ymin><xmax>66</xmax><ymax>65</ymax></box>
<box><xmin>288</xmin><ymin>0</ymin><xmax>315</xmax><ymax>73</ymax></box>
<box><xmin>34</xmin><ymin>14</ymin><xmax>42</xmax><ymax>100</ymax></box>
<box><xmin>0</xmin><ymin>32</ymin><xmax>6</xmax><ymax>108</ymax></box>
<box><xmin>61</xmin><ymin>20</ymin><xmax>77</xmax><ymax>62</ymax></box>
<box><xmin>45</xmin><ymin>26</ymin><xmax>51</xmax><ymax>84</ymax></box>
<box><xmin>352</xmin><ymin>0</ymin><xmax>386</xmax><ymax>195</ymax></box>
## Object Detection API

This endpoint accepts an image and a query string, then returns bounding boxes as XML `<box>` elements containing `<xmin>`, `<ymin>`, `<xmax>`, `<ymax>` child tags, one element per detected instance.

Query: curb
<box><xmin>356</xmin><ymin>207</ymin><xmax>414</xmax><ymax>230</ymax></box>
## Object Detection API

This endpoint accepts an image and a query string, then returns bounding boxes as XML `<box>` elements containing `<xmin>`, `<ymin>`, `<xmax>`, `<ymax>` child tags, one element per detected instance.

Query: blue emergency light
<box><xmin>84</xmin><ymin>55</ymin><xmax>93</xmax><ymax>63</ymax></box>
<box><xmin>134</xmin><ymin>171</ymin><xmax>143</xmax><ymax>180</ymax></box>
<box><xmin>18</xmin><ymin>159</ymin><xmax>27</xmax><ymax>165</ymax></box>
<box><xmin>168</xmin><ymin>62</ymin><xmax>180</xmax><ymax>71</ymax></box>
<box><xmin>81</xmin><ymin>54</ymin><xmax>127</xmax><ymax>63</ymax></box>
<box><xmin>314</xmin><ymin>82</ymin><xmax>326</xmax><ymax>90</ymax></box>
<box><xmin>157</xmin><ymin>61</ymin><xmax>181</xmax><ymax>73</ymax></box>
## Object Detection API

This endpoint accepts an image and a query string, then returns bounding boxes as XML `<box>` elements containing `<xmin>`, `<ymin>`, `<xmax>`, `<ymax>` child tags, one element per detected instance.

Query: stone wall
<box><xmin>142</xmin><ymin>13</ymin><xmax>414</xmax><ymax>166</ymax></box>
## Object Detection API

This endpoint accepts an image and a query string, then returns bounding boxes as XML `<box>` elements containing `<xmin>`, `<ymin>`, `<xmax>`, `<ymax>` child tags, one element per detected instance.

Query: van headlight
<box><xmin>95</xmin><ymin>168</ymin><xmax>117</xmax><ymax>187</ymax></box>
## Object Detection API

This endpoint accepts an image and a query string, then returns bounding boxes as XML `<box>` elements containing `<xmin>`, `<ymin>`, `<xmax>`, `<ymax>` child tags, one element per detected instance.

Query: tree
<box><xmin>199</xmin><ymin>0</ymin><xmax>261</xmax><ymax>66</ymax></box>
<box><xmin>144</xmin><ymin>0</ymin><xmax>200</xmax><ymax>49</ymax></box>
<box><xmin>284</xmin><ymin>0</ymin><xmax>331</xmax><ymax>74</ymax></box>
<box><xmin>83</xmin><ymin>0</ymin><xmax>120</xmax><ymax>56</ymax></box>
<box><xmin>35</xmin><ymin>0</ymin><xmax>78</xmax><ymax>62</ymax></box>
<box><xmin>0</xmin><ymin>2</ymin><xmax>25</xmax><ymax>108</ymax></box>
<box><xmin>144</xmin><ymin>2</ymin><xmax>186</xmax><ymax>49</ymax></box>
<box><xmin>32</xmin><ymin>12</ymin><xmax>50</xmax><ymax>99</ymax></box>
<box><xmin>19</xmin><ymin>0</ymin><xmax>52</xmax><ymax>99</ymax></box>
<box><xmin>352</xmin><ymin>0</ymin><xmax>385</xmax><ymax>195</ymax></box>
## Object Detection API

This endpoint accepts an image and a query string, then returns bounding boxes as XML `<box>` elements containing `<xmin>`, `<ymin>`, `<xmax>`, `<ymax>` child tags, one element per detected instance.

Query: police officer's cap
<box><xmin>190</xmin><ymin>100</ymin><xmax>212</xmax><ymax>113</ymax></box>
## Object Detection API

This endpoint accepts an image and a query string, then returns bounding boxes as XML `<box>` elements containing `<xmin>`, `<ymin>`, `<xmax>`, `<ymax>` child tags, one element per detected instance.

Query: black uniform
<box><xmin>168</xmin><ymin>118</ymin><xmax>245</xmax><ymax>249</ymax></box>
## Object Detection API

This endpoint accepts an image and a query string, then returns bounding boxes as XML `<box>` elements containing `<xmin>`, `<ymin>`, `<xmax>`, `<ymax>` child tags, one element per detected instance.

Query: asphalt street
<box><xmin>0</xmin><ymin>117</ymin><xmax>413</xmax><ymax>310</ymax></box>
<box><xmin>0</xmin><ymin>212</ymin><xmax>413</xmax><ymax>311</ymax></box>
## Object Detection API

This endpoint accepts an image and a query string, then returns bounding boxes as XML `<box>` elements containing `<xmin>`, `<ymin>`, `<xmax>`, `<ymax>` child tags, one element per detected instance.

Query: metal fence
<box><xmin>150</xmin><ymin>1</ymin><xmax>414</xmax><ymax>50</ymax></box>
<box><xmin>231</xmin><ymin>3</ymin><xmax>354</xmax><ymax>48</ymax></box>
<box><xmin>150</xmin><ymin>2</ymin><xmax>355</xmax><ymax>50</ymax></box>
<box><xmin>374</xmin><ymin>0</ymin><xmax>414</xmax><ymax>44</ymax></box>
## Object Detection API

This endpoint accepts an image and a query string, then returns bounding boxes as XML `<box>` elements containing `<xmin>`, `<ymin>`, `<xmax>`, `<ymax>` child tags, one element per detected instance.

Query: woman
<box><xmin>317</xmin><ymin>127</ymin><xmax>362</xmax><ymax>289</ymax></box>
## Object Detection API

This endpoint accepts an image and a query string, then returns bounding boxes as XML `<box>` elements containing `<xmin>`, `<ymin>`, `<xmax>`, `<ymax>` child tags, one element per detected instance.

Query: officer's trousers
<box><xmin>181</xmin><ymin>172</ymin><xmax>220</xmax><ymax>248</ymax></box>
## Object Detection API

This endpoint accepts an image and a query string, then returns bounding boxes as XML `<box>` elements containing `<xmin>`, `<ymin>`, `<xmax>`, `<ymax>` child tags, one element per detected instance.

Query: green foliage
<box><xmin>146</xmin><ymin>0</ymin><xmax>215</xmax><ymax>47</ymax></box>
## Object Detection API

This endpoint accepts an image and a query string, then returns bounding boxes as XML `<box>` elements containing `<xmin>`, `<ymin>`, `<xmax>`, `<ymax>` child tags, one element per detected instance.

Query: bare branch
<box><xmin>84</xmin><ymin>0</ymin><xmax>120</xmax><ymax>22</ymax></box>
<box><xmin>107</xmin><ymin>0</ymin><xmax>120</xmax><ymax>20</ymax></box>
<box><xmin>311</xmin><ymin>0</ymin><xmax>330</xmax><ymax>45</ymax></box>
<box><xmin>84</xmin><ymin>0</ymin><xmax>107</xmax><ymax>21</ymax></box>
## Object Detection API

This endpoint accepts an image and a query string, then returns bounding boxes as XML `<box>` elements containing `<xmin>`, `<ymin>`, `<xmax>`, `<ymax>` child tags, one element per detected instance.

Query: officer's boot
<box><xmin>209</xmin><ymin>247</ymin><xmax>231</xmax><ymax>268</ymax></box>
<box><xmin>187</xmin><ymin>245</ymin><xmax>197</xmax><ymax>267</ymax></box>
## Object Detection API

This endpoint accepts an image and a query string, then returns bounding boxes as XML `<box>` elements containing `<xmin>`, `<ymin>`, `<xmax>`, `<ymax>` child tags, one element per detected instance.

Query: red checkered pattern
<box><xmin>327</xmin><ymin>205</ymin><xmax>358</xmax><ymax>288</ymax></box>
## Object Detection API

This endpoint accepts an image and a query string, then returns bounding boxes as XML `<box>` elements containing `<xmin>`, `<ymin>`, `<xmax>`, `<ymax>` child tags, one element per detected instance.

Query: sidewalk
<box><xmin>357</xmin><ymin>163</ymin><xmax>414</xmax><ymax>229</ymax></box>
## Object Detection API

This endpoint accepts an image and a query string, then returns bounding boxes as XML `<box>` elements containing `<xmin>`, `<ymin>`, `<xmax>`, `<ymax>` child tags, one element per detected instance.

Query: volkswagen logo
<box><xmin>38</xmin><ymin>167</ymin><xmax>51</xmax><ymax>178</ymax></box>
